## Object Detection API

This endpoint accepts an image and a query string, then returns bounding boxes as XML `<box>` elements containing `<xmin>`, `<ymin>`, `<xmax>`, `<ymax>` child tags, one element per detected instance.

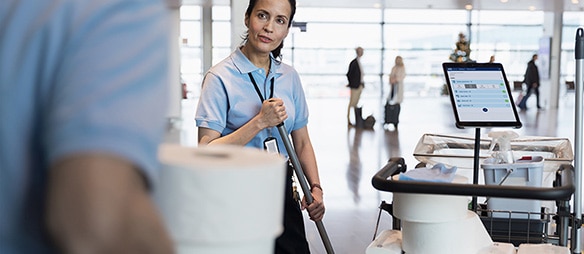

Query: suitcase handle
<box><xmin>372</xmin><ymin>157</ymin><xmax>574</xmax><ymax>201</ymax></box>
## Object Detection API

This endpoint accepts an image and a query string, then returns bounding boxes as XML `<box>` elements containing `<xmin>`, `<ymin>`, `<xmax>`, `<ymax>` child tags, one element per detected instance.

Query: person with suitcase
<box><xmin>385</xmin><ymin>56</ymin><xmax>406</xmax><ymax>128</ymax></box>
<box><xmin>346</xmin><ymin>47</ymin><xmax>365</xmax><ymax>126</ymax></box>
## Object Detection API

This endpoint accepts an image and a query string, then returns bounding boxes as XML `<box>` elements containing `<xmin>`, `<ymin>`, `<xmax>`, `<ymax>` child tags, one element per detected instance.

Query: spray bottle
<box><xmin>488</xmin><ymin>130</ymin><xmax>519</xmax><ymax>164</ymax></box>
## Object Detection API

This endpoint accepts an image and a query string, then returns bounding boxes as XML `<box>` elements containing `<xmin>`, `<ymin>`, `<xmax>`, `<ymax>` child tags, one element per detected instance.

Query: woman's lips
<box><xmin>259</xmin><ymin>35</ymin><xmax>272</xmax><ymax>43</ymax></box>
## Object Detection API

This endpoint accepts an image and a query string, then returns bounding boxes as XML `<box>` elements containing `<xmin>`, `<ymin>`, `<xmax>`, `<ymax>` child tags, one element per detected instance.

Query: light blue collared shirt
<box><xmin>0</xmin><ymin>0</ymin><xmax>170</xmax><ymax>253</ymax></box>
<box><xmin>195</xmin><ymin>48</ymin><xmax>309</xmax><ymax>157</ymax></box>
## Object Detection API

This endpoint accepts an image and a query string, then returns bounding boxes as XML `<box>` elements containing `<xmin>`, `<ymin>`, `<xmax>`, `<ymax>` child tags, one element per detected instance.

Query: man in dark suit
<box><xmin>517</xmin><ymin>54</ymin><xmax>541</xmax><ymax>110</ymax></box>
<box><xmin>346</xmin><ymin>47</ymin><xmax>364</xmax><ymax>125</ymax></box>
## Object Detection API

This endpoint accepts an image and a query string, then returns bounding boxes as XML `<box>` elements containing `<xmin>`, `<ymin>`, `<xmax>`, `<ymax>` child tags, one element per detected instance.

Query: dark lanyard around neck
<box><xmin>248</xmin><ymin>72</ymin><xmax>274</xmax><ymax>102</ymax></box>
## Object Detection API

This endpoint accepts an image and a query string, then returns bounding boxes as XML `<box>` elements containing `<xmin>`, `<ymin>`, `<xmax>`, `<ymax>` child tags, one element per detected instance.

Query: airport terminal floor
<box><xmin>169</xmin><ymin>92</ymin><xmax>580</xmax><ymax>253</ymax></box>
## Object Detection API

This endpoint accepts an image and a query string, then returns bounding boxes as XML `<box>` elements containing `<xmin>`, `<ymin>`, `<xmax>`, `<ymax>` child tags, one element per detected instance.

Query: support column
<box><xmin>231</xmin><ymin>0</ymin><xmax>247</xmax><ymax>50</ymax></box>
<box><xmin>542</xmin><ymin>4</ymin><xmax>564</xmax><ymax>109</ymax></box>
<box><xmin>166</xmin><ymin>1</ymin><xmax>181</xmax><ymax>120</ymax></box>
<box><xmin>202</xmin><ymin>4</ymin><xmax>213</xmax><ymax>73</ymax></box>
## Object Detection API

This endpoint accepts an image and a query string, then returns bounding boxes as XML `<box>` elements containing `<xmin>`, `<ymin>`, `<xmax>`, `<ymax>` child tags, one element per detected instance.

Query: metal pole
<box><xmin>471</xmin><ymin>127</ymin><xmax>481</xmax><ymax>212</ymax></box>
<box><xmin>572</xmin><ymin>27</ymin><xmax>583</xmax><ymax>254</ymax></box>
<box><xmin>276</xmin><ymin>124</ymin><xmax>335</xmax><ymax>254</ymax></box>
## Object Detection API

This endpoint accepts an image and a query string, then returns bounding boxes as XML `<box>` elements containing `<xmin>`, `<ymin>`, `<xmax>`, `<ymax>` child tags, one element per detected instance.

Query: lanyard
<box><xmin>248</xmin><ymin>72</ymin><xmax>276</xmax><ymax>138</ymax></box>
<box><xmin>248</xmin><ymin>72</ymin><xmax>274</xmax><ymax>102</ymax></box>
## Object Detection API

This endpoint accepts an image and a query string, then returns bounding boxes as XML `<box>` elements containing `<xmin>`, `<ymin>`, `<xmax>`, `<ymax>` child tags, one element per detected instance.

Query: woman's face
<box><xmin>245</xmin><ymin>0</ymin><xmax>291</xmax><ymax>56</ymax></box>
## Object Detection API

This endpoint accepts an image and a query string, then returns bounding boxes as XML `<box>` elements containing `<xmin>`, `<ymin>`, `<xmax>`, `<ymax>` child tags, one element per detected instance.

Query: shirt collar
<box><xmin>231</xmin><ymin>47</ymin><xmax>282</xmax><ymax>78</ymax></box>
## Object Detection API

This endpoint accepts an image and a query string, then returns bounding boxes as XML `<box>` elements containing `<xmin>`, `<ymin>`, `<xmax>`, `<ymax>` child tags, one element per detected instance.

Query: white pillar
<box><xmin>542</xmin><ymin>5</ymin><xmax>564</xmax><ymax>109</ymax></box>
<box><xmin>231</xmin><ymin>0</ymin><xmax>247</xmax><ymax>50</ymax></box>
<box><xmin>166</xmin><ymin>1</ymin><xmax>181</xmax><ymax>120</ymax></box>
<box><xmin>202</xmin><ymin>4</ymin><xmax>213</xmax><ymax>73</ymax></box>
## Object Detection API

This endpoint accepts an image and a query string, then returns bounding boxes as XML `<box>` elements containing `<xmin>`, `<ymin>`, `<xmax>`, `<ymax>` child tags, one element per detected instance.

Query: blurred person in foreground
<box><xmin>0</xmin><ymin>0</ymin><xmax>175</xmax><ymax>253</ymax></box>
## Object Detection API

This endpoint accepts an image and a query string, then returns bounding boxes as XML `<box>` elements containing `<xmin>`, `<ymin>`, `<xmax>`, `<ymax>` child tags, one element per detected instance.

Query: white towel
<box><xmin>398</xmin><ymin>163</ymin><xmax>457</xmax><ymax>183</ymax></box>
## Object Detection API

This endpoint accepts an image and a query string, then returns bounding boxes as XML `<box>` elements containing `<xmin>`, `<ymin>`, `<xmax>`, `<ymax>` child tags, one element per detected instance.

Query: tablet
<box><xmin>442</xmin><ymin>62</ymin><xmax>522</xmax><ymax>129</ymax></box>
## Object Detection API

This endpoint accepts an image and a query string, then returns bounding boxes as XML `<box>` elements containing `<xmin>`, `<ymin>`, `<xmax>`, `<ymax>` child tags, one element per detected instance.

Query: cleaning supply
<box><xmin>488</xmin><ymin>130</ymin><xmax>519</xmax><ymax>164</ymax></box>
<box><xmin>398</xmin><ymin>163</ymin><xmax>457</xmax><ymax>182</ymax></box>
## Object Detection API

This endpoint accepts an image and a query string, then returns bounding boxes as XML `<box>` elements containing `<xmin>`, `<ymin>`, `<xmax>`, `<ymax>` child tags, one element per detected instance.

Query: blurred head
<box><xmin>532</xmin><ymin>54</ymin><xmax>538</xmax><ymax>61</ymax></box>
<box><xmin>355</xmin><ymin>47</ymin><xmax>364</xmax><ymax>57</ymax></box>
<box><xmin>244</xmin><ymin>0</ymin><xmax>296</xmax><ymax>60</ymax></box>
<box><xmin>458</xmin><ymin>32</ymin><xmax>466</xmax><ymax>41</ymax></box>
<box><xmin>395</xmin><ymin>55</ymin><xmax>403</xmax><ymax>65</ymax></box>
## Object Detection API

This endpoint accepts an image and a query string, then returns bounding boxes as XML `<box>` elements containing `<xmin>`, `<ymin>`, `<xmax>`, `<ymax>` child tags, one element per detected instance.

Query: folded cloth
<box><xmin>398</xmin><ymin>163</ymin><xmax>457</xmax><ymax>183</ymax></box>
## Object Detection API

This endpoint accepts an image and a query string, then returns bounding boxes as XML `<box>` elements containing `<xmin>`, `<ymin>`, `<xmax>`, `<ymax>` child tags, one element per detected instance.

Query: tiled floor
<box><xmin>171</xmin><ymin>92</ymin><xmax>580</xmax><ymax>254</ymax></box>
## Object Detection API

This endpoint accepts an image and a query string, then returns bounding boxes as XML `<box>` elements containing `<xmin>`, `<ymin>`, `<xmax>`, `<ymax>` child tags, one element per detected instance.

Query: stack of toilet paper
<box><xmin>153</xmin><ymin>144</ymin><xmax>287</xmax><ymax>254</ymax></box>
<box><xmin>392</xmin><ymin>174</ymin><xmax>494</xmax><ymax>254</ymax></box>
<box><xmin>367</xmin><ymin>174</ymin><xmax>506</xmax><ymax>254</ymax></box>
<box><xmin>366</xmin><ymin>172</ymin><xmax>572</xmax><ymax>254</ymax></box>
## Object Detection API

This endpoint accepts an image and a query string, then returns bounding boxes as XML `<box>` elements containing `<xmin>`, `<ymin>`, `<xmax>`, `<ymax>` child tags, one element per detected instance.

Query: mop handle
<box><xmin>276</xmin><ymin>123</ymin><xmax>335</xmax><ymax>254</ymax></box>
<box><xmin>573</xmin><ymin>27</ymin><xmax>583</xmax><ymax>254</ymax></box>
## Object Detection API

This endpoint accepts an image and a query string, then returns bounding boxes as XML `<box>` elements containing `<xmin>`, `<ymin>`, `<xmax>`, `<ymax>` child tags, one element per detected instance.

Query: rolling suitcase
<box><xmin>384</xmin><ymin>102</ymin><xmax>400</xmax><ymax>128</ymax></box>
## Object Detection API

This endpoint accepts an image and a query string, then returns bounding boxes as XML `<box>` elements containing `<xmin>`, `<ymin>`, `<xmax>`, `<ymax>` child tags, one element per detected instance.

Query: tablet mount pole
<box><xmin>471</xmin><ymin>127</ymin><xmax>481</xmax><ymax>212</ymax></box>
<box><xmin>276</xmin><ymin>123</ymin><xmax>335</xmax><ymax>254</ymax></box>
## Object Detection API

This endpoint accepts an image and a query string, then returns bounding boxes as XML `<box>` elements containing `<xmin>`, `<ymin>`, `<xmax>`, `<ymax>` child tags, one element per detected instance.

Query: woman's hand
<box><xmin>258</xmin><ymin>98</ymin><xmax>287</xmax><ymax>128</ymax></box>
<box><xmin>301</xmin><ymin>188</ymin><xmax>325</xmax><ymax>221</ymax></box>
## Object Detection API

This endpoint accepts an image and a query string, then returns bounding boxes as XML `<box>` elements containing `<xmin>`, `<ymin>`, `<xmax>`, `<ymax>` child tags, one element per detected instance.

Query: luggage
<box><xmin>354</xmin><ymin>107</ymin><xmax>376</xmax><ymax>129</ymax></box>
<box><xmin>384</xmin><ymin>102</ymin><xmax>400</xmax><ymax>127</ymax></box>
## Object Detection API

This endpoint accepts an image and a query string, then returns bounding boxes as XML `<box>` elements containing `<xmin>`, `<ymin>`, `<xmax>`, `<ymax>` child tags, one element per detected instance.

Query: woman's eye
<box><xmin>276</xmin><ymin>18</ymin><xmax>287</xmax><ymax>25</ymax></box>
<box><xmin>258</xmin><ymin>13</ymin><xmax>267</xmax><ymax>19</ymax></box>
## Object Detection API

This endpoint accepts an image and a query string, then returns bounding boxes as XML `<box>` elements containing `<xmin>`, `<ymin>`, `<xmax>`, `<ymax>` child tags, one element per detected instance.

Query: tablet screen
<box><xmin>442</xmin><ymin>62</ymin><xmax>522</xmax><ymax>128</ymax></box>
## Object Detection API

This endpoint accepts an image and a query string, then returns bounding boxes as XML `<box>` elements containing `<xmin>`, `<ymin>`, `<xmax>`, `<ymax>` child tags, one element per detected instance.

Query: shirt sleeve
<box><xmin>195</xmin><ymin>71</ymin><xmax>230</xmax><ymax>133</ymax></box>
<box><xmin>45</xmin><ymin>0</ymin><xmax>171</xmax><ymax>187</ymax></box>
<box><xmin>290</xmin><ymin>69</ymin><xmax>309</xmax><ymax>131</ymax></box>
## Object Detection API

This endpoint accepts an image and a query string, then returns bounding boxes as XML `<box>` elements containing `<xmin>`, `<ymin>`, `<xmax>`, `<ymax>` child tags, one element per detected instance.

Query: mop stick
<box><xmin>572</xmin><ymin>27</ymin><xmax>583</xmax><ymax>254</ymax></box>
<box><xmin>276</xmin><ymin>123</ymin><xmax>335</xmax><ymax>254</ymax></box>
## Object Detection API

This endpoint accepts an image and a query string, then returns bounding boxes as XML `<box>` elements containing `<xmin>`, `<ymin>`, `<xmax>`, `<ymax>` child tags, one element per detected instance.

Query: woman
<box><xmin>388</xmin><ymin>56</ymin><xmax>406</xmax><ymax>104</ymax></box>
<box><xmin>195</xmin><ymin>0</ymin><xmax>324</xmax><ymax>253</ymax></box>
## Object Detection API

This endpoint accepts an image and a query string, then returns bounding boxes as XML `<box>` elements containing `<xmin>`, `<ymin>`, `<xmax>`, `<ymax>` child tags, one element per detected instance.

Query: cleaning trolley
<box><xmin>367</xmin><ymin>28</ymin><xmax>583</xmax><ymax>254</ymax></box>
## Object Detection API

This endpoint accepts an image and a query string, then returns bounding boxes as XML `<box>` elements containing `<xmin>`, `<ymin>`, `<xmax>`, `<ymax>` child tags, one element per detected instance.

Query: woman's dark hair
<box><xmin>243</xmin><ymin>0</ymin><xmax>296</xmax><ymax>61</ymax></box>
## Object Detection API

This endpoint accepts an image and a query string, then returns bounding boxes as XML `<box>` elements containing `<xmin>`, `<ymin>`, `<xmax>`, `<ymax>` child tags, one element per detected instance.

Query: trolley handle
<box><xmin>371</xmin><ymin>157</ymin><xmax>574</xmax><ymax>201</ymax></box>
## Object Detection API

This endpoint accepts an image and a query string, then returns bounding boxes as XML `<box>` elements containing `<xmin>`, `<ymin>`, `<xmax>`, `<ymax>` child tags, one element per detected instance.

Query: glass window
<box><xmin>385</xmin><ymin>9</ymin><xmax>467</xmax><ymax>24</ymax></box>
<box><xmin>180</xmin><ymin>21</ymin><xmax>201</xmax><ymax>47</ymax></box>
<box><xmin>295</xmin><ymin>8</ymin><xmax>381</xmax><ymax>22</ymax></box>
<box><xmin>472</xmin><ymin>10</ymin><xmax>543</xmax><ymax>25</ymax></box>
<box><xmin>287</xmin><ymin>23</ymin><xmax>381</xmax><ymax>49</ymax></box>
<box><xmin>180</xmin><ymin>5</ymin><xmax>202</xmax><ymax>94</ymax></box>
<box><xmin>212</xmin><ymin>6</ymin><xmax>230</xmax><ymax>21</ymax></box>
<box><xmin>212</xmin><ymin>21</ymin><xmax>231</xmax><ymax>48</ymax></box>
<box><xmin>180</xmin><ymin>5</ymin><xmax>201</xmax><ymax>20</ymax></box>
<box><xmin>181</xmin><ymin>4</ymin><xmax>574</xmax><ymax>100</ymax></box>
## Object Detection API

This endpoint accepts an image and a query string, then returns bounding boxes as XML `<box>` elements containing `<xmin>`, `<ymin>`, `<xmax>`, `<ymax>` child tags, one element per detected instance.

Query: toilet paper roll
<box><xmin>176</xmin><ymin>238</ymin><xmax>275</xmax><ymax>254</ymax></box>
<box><xmin>366</xmin><ymin>230</ymin><xmax>403</xmax><ymax>254</ymax></box>
<box><xmin>477</xmin><ymin>242</ymin><xmax>516</xmax><ymax>254</ymax></box>
<box><xmin>401</xmin><ymin>211</ymin><xmax>493</xmax><ymax>254</ymax></box>
<box><xmin>392</xmin><ymin>174</ymin><xmax>470</xmax><ymax>223</ymax></box>
<box><xmin>517</xmin><ymin>243</ymin><xmax>570</xmax><ymax>254</ymax></box>
<box><xmin>153</xmin><ymin>144</ymin><xmax>287</xmax><ymax>246</ymax></box>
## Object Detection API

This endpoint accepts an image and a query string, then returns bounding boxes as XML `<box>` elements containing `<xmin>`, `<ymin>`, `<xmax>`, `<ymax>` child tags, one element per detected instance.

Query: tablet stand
<box><xmin>471</xmin><ymin>127</ymin><xmax>481</xmax><ymax>211</ymax></box>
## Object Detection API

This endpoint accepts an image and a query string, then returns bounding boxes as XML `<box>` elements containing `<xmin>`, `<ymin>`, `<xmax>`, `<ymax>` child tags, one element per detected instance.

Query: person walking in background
<box><xmin>0</xmin><ymin>0</ymin><xmax>174</xmax><ymax>253</ymax></box>
<box><xmin>384</xmin><ymin>56</ymin><xmax>406</xmax><ymax>129</ymax></box>
<box><xmin>517</xmin><ymin>54</ymin><xmax>541</xmax><ymax>110</ymax></box>
<box><xmin>195</xmin><ymin>0</ymin><xmax>325</xmax><ymax>253</ymax></box>
<box><xmin>388</xmin><ymin>56</ymin><xmax>406</xmax><ymax>105</ymax></box>
<box><xmin>346</xmin><ymin>47</ymin><xmax>365</xmax><ymax>126</ymax></box>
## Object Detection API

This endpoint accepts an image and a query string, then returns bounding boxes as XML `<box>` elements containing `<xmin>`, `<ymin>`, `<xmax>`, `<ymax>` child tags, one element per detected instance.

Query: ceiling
<box><xmin>182</xmin><ymin>0</ymin><xmax>584</xmax><ymax>12</ymax></box>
